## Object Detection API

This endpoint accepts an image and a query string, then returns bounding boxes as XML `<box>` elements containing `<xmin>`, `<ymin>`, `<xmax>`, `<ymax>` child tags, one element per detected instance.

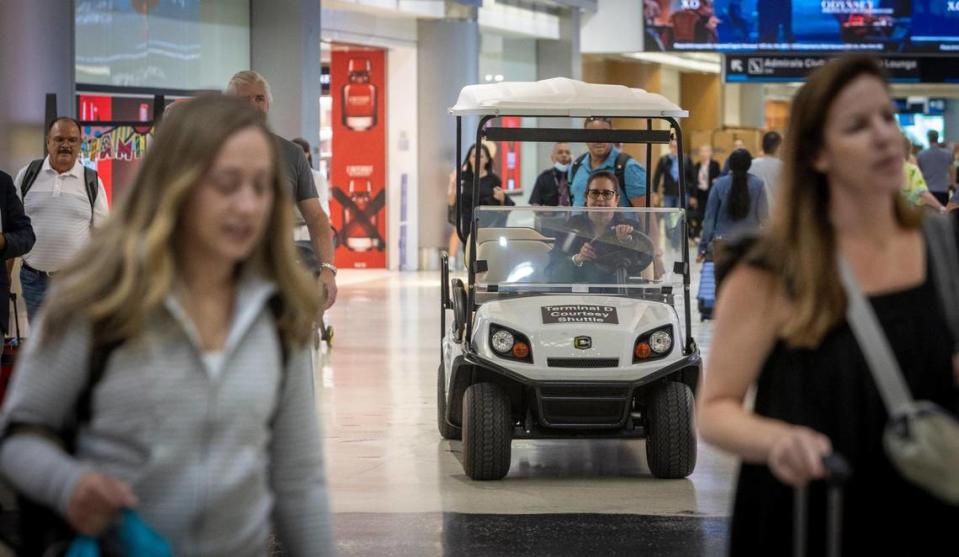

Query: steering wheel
<box><xmin>591</xmin><ymin>227</ymin><xmax>655</xmax><ymax>273</ymax></box>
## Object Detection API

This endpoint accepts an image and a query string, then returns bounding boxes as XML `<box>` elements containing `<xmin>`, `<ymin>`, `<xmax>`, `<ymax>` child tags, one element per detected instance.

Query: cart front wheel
<box><xmin>462</xmin><ymin>382</ymin><xmax>512</xmax><ymax>480</ymax></box>
<box><xmin>645</xmin><ymin>381</ymin><xmax>697</xmax><ymax>479</ymax></box>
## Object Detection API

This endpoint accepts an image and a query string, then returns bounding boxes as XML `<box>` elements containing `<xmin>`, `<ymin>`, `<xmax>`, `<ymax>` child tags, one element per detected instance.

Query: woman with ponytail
<box><xmin>697</xmin><ymin>148</ymin><xmax>768</xmax><ymax>261</ymax></box>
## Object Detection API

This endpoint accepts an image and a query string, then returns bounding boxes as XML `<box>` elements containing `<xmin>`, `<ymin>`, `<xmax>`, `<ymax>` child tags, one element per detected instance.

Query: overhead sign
<box><xmin>645</xmin><ymin>1</ymin><xmax>959</xmax><ymax>53</ymax></box>
<box><xmin>541</xmin><ymin>305</ymin><xmax>619</xmax><ymax>325</ymax></box>
<box><xmin>725</xmin><ymin>55</ymin><xmax>959</xmax><ymax>83</ymax></box>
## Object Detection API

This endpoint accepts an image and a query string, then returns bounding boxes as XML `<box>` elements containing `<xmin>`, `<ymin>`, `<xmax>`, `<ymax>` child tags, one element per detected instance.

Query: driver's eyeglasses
<box><xmin>586</xmin><ymin>189</ymin><xmax>616</xmax><ymax>200</ymax></box>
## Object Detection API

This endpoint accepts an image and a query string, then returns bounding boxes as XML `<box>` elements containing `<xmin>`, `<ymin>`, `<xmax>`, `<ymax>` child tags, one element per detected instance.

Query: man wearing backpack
<box><xmin>12</xmin><ymin>117</ymin><xmax>108</xmax><ymax>322</ymax></box>
<box><xmin>568</xmin><ymin>116</ymin><xmax>648</xmax><ymax>207</ymax></box>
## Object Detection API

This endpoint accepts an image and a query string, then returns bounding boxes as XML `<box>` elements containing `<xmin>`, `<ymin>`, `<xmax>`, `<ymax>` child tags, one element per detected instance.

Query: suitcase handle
<box><xmin>793</xmin><ymin>452</ymin><xmax>852</xmax><ymax>557</ymax></box>
<box><xmin>8</xmin><ymin>293</ymin><xmax>19</xmax><ymax>343</ymax></box>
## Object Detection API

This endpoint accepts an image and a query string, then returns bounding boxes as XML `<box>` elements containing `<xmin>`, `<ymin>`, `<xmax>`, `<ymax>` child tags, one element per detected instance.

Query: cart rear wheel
<box><xmin>462</xmin><ymin>383</ymin><xmax>512</xmax><ymax>480</ymax></box>
<box><xmin>645</xmin><ymin>381</ymin><xmax>697</xmax><ymax>479</ymax></box>
<box><xmin>437</xmin><ymin>363</ymin><xmax>461</xmax><ymax>440</ymax></box>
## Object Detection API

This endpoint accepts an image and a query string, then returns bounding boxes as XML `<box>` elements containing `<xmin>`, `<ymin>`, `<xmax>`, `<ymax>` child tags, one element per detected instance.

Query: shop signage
<box><xmin>541</xmin><ymin>305</ymin><xmax>619</xmax><ymax>325</ymax></box>
<box><xmin>330</xmin><ymin>49</ymin><xmax>388</xmax><ymax>269</ymax></box>
<box><xmin>725</xmin><ymin>55</ymin><xmax>959</xmax><ymax>83</ymax></box>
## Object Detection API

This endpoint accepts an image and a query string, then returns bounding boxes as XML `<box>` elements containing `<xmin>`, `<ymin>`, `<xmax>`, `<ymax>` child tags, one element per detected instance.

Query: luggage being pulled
<box><xmin>697</xmin><ymin>261</ymin><xmax>716</xmax><ymax>321</ymax></box>
<box><xmin>0</xmin><ymin>293</ymin><xmax>22</xmax><ymax>407</ymax></box>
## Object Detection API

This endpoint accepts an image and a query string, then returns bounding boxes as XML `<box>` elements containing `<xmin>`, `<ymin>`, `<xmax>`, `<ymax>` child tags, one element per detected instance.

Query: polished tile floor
<box><xmin>319</xmin><ymin>268</ymin><xmax>738</xmax><ymax>556</ymax></box>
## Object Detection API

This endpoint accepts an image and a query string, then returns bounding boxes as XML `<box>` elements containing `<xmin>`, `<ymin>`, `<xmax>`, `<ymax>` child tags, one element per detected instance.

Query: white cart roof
<box><xmin>449</xmin><ymin>77</ymin><xmax>688</xmax><ymax>118</ymax></box>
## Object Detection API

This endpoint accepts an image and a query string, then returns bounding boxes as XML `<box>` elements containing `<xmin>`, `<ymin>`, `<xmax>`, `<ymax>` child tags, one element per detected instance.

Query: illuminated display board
<box><xmin>644</xmin><ymin>1</ymin><xmax>959</xmax><ymax>53</ymax></box>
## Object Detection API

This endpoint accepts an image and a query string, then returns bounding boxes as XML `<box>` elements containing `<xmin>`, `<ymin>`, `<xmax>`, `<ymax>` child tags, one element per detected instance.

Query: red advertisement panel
<box><xmin>330</xmin><ymin>48</ymin><xmax>387</xmax><ymax>269</ymax></box>
<box><xmin>498</xmin><ymin>116</ymin><xmax>522</xmax><ymax>193</ymax></box>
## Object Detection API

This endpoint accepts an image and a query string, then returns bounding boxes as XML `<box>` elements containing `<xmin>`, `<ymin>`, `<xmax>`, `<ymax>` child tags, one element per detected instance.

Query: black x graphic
<box><xmin>332</xmin><ymin>188</ymin><xmax>386</xmax><ymax>250</ymax></box>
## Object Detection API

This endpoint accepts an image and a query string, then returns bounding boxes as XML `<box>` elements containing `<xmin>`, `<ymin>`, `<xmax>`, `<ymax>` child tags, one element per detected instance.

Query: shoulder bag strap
<box><xmin>837</xmin><ymin>256</ymin><xmax>916</xmax><ymax>414</ymax></box>
<box><xmin>922</xmin><ymin>214</ymin><xmax>959</xmax><ymax>353</ymax></box>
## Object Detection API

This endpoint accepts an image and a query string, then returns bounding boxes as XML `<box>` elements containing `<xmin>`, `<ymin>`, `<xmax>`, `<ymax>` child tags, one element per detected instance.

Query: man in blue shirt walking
<box><xmin>569</xmin><ymin>117</ymin><xmax>647</xmax><ymax>207</ymax></box>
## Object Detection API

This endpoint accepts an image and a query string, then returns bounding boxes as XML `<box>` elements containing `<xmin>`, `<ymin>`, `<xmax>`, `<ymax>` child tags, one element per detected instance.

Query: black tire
<box><xmin>437</xmin><ymin>363</ymin><xmax>461</xmax><ymax>440</ymax></box>
<box><xmin>462</xmin><ymin>383</ymin><xmax>512</xmax><ymax>480</ymax></box>
<box><xmin>645</xmin><ymin>381</ymin><xmax>697</xmax><ymax>479</ymax></box>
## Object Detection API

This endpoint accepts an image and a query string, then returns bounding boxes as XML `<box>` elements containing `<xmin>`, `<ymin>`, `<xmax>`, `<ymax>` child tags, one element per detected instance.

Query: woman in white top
<box><xmin>0</xmin><ymin>96</ymin><xmax>332</xmax><ymax>555</ymax></box>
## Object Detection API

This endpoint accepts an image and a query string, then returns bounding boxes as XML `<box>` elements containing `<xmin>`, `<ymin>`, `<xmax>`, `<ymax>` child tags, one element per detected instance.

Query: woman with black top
<box><xmin>457</xmin><ymin>142</ymin><xmax>513</xmax><ymax>230</ymax></box>
<box><xmin>698</xmin><ymin>55</ymin><xmax>958</xmax><ymax>555</ymax></box>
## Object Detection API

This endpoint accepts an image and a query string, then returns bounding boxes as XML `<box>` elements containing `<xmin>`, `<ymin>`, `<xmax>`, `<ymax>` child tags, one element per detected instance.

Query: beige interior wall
<box><xmin>681</xmin><ymin>73</ymin><xmax>721</xmax><ymax>153</ymax></box>
<box><xmin>582</xmin><ymin>56</ymin><xmax>665</xmax><ymax>168</ymax></box>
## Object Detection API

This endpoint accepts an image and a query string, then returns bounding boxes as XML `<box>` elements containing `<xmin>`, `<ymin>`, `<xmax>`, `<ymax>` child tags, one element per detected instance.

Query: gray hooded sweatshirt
<box><xmin>0</xmin><ymin>273</ymin><xmax>333</xmax><ymax>556</ymax></box>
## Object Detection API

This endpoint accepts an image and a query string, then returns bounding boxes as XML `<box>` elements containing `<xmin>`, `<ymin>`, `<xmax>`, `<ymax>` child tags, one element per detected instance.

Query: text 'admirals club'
<box><xmin>541</xmin><ymin>305</ymin><xmax>619</xmax><ymax>325</ymax></box>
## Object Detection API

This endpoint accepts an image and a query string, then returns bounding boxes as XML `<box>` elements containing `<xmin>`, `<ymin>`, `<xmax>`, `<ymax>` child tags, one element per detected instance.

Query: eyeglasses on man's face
<box><xmin>586</xmin><ymin>189</ymin><xmax>616</xmax><ymax>200</ymax></box>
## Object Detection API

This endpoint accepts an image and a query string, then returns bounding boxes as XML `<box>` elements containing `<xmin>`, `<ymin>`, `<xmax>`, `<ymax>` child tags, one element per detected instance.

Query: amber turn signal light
<box><xmin>512</xmin><ymin>342</ymin><xmax>530</xmax><ymax>359</ymax></box>
<box><xmin>634</xmin><ymin>342</ymin><xmax>651</xmax><ymax>359</ymax></box>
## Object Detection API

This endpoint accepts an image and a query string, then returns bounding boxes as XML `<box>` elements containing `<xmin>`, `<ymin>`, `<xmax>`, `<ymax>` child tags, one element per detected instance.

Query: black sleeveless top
<box><xmin>729</xmin><ymin>251</ymin><xmax>959</xmax><ymax>556</ymax></box>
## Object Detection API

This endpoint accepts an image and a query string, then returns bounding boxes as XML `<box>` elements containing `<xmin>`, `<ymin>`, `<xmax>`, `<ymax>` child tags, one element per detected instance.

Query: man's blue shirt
<box><xmin>569</xmin><ymin>147</ymin><xmax>647</xmax><ymax>207</ymax></box>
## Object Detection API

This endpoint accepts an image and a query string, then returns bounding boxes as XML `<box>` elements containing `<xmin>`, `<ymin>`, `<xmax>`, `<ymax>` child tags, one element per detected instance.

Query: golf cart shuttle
<box><xmin>439</xmin><ymin>78</ymin><xmax>700</xmax><ymax>481</ymax></box>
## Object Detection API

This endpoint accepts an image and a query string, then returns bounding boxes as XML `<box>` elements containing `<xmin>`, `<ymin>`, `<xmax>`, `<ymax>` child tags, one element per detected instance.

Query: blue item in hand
<box><xmin>66</xmin><ymin>510</ymin><xmax>173</xmax><ymax>557</ymax></box>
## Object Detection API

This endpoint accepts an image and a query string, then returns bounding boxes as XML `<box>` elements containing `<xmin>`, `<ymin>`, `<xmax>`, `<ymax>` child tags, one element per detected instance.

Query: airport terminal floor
<box><xmin>319</xmin><ymin>267</ymin><xmax>735</xmax><ymax>556</ymax></box>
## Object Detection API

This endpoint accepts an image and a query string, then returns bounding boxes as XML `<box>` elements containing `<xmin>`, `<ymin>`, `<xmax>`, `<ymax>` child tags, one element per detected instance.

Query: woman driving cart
<box><xmin>546</xmin><ymin>171</ymin><xmax>654</xmax><ymax>284</ymax></box>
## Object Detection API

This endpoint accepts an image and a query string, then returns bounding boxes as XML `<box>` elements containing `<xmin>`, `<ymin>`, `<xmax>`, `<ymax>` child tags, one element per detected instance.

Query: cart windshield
<box><xmin>472</xmin><ymin>206</ymin><xmax>686</xmax><ymax>299</ymax></box>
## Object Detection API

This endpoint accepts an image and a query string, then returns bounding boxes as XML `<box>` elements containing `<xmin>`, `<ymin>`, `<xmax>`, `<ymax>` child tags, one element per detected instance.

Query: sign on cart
<box><xmin>541</xmin><ymin>305</ymin><xmax>619</xmax><ymax>325</ymax></box>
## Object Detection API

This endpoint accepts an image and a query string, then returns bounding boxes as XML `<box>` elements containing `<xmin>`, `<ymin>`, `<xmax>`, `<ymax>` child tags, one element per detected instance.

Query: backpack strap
<box><xmin>19</xmin><ymin>159</ymin><xmax>45</xmax><ymax>199</ymax></box>
<box><xmin>614</xmin><ymin>151</ymin><xmax>632</xmax><ymax>206</ymax></box>
<box><xmin>569</xmin><ymin>153</ymin><xmax>589</xmax><ymax>205</ymax></box>
<box><xmin>20</xmin><ymin>160</ymin><xmax>99</xmax><ymax>226</ymax></box>
<box><xmin>922</xmin><ymin>214</ymin><xmax>959</xmax><ymax>354</ymax></box>
<box><xmin>76</xmin><ymin>334</ymin><xmax>125</xmax><ymax>426</ymax></box>
<box><xmin>83</xmin><ymin>167</ymin><xmax>99</xmax><ymax>227</ymax></box>
<box><xmin>267</xmin><ymin>295</ymin><xmax>291</xmax><ymax>427</ymax></box>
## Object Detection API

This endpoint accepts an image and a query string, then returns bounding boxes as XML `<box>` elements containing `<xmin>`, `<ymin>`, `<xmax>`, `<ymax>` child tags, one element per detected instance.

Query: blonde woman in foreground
<box><xmin>698</xmin><ymin>55</ymin><xmax>958</xmax><ymax>555</ymax></box>
<box><xmin>0</xmin><ymin>96</ymin><xmax>333</xmax><ymax>556</ymax></box>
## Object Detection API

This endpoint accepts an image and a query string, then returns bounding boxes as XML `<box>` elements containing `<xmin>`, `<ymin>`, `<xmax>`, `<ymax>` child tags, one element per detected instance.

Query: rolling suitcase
<box><xmin>0</xmin><ymin>293</ymin><xmax>22</xmax><ymax>407</ymax></box>
<box><xmin>793</xmin><ymin>453</ymin><xmax>851</xmax><ymax>557</ymax></box>
<box><xmin>697</xmin><ymin>260</ymin><xmax>716</xmax><ymax>321</ymax></box>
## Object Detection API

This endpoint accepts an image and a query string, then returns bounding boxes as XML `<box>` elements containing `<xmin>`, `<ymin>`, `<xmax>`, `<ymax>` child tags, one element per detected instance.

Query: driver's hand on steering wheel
<box><xmin>573</xmin><ymin>242</ymin><xmax>598</xmax><ymax>265</ymax></box>
<box><xmin>613</xmin><ymin>224</ymin><xmax>634</xmax><ymax>241</ymax></box>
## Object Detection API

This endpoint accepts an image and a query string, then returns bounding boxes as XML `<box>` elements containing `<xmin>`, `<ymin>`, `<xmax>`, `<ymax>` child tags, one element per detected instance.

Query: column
<box><xmin>0</xmin><ymin>0</ymin><xmax>75</xmax><ymax>172</ymax></box>
<box><xmin>535</xmin><ymin>8</ymin><xmax>582</xmax><ymax>167</ymax></box>
<box><xmin>250</xmin><ymin>0</ymin><xmax>321</xmax><ymax>145</ymax></box>
<box><xmin>417</xmin><ymin>18</ymin><xmax>480</xmax><ymax>258</ymax></box>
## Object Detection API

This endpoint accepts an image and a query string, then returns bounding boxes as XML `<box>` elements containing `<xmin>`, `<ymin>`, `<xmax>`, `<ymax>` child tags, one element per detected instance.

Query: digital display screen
<box><xmin>644</xmin><ymin>1</ymin><xmax>959</xmax><ymax>53</ymax></box>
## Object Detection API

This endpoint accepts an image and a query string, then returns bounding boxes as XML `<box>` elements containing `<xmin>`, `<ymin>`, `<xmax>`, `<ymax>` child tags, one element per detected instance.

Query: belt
<box><xmin>22</xmin><ymin>263</ymin><xmax>56</xmax><ymax>278</ymax></box>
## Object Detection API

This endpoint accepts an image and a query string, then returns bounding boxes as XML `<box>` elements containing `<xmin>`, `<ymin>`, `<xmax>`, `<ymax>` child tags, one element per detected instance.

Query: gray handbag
<box><xmin>837</xmin><ymin>214</ymin><xmax>959</xmax><ymax>505</ymax></box>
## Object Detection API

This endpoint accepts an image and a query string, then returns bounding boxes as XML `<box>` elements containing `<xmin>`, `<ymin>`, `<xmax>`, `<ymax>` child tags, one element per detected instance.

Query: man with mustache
<box><xmin>12</xmin><ymin>117</ymin><xmax>108</xmax><ymax>322</ymax></box>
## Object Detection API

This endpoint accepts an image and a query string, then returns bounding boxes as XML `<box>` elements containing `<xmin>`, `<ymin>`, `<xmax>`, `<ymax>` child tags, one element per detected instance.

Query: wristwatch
<box><xmin>320</xmin><ymin>262</ymin><xmax>337</xmax><ymax>276</ymax></box>
<box><xmin>571</xmin><ymin>254</ymin><xmax>584</xmax><ymax>267</ymax></box>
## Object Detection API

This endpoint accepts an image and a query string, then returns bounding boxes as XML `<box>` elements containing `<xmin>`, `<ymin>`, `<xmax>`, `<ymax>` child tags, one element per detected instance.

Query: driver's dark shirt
<box><xmin>544</xmin><ymin>213</ymin><xmax>633</xmax><ymax>284</ymax></box>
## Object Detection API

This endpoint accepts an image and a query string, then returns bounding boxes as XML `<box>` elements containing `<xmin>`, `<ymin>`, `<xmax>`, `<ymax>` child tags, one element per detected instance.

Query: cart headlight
<box><xmin>649</xmin><ymin>330</ymin><xmax>672</xmax><ymax>354</ymax></box>
<box><xmin>633</xmin><ymin>325</ymin><xmax>674</xmax><ymax>363</ymax></box>
<box><xmin>491</xmin><ymin>330</ymin><xmax>515</xmax><ymax>354</ymax></box>
<box><xmin>489</xmin><ymin>324</ymin><xmax>533</xmax><ymax>363</ymax></box>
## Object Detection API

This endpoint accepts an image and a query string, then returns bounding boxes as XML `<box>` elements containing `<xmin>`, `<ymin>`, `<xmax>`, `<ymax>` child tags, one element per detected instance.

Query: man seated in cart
<box><xmin>545</xmin><ymin>171</ymin><xmax>655</xmax><ymax>285</ymax></box>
